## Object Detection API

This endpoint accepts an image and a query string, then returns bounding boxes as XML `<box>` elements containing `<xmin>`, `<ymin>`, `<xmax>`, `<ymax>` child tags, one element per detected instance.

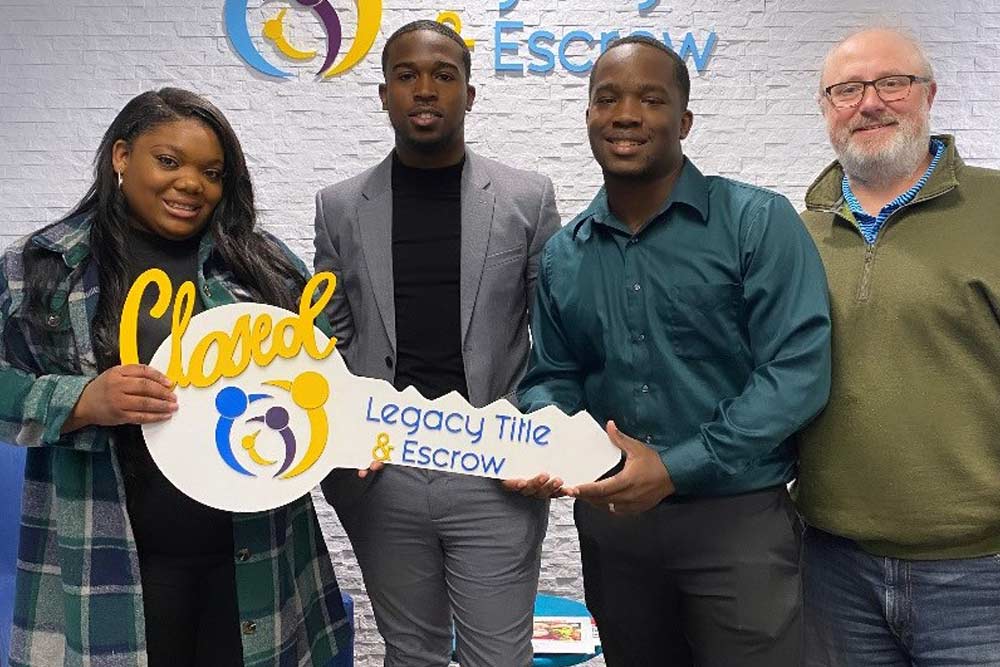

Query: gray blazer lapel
<box><xmin>358</xmin><ymin>155</ymin><xmax>396</xmax><ymax>351</ymax></box>
<box><xmin>460</xmin><ymin>151</ymin><xmax>496</xmax><ymax>344</ymax></box>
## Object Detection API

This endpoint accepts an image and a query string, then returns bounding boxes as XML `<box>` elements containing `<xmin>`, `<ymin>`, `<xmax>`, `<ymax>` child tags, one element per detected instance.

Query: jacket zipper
<box><xmin>812</xmin><ymin>184</ymin><xmax>956</xmax><ymax>305</ymax></box>
<box><xmin>857</xmin><ymin>243</ymin><xmax>877</xmax><ymax>302</ymax></box>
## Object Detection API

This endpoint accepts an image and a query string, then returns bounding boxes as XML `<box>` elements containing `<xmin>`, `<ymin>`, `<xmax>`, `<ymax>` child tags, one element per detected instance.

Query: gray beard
<box><xmin>835</xmin><ymin>117</ymin><xmax>931</xmax><ymax>189</ymax></box>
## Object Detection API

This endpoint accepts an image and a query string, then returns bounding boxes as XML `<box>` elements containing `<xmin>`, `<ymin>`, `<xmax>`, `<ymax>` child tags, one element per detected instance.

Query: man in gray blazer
<box><xmin>313</xmin><ymin>20</ymin><xmax>561</xmax><ymax>667</ymax></box>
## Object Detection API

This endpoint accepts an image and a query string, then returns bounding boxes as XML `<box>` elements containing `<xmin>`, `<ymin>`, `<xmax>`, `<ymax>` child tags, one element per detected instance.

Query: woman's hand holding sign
<box><xmin>64</xmin><ymin>364</ymin><xmax>177</xmax><ymax>432</ymax></box>
<box><xmin>567</xmin><ymin>421</ymin><xmax>675</xmax><ymax>514</ymax></box>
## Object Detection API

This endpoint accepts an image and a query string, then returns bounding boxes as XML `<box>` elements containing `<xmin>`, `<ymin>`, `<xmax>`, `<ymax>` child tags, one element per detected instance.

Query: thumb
<box><xmin>605</xmin><ymin>420</ymin><xmax>639</xmax><ymax>457</ymax></box>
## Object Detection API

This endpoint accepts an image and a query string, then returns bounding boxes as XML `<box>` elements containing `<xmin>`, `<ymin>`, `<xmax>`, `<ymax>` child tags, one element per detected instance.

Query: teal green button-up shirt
<box><xmin>518</xmin><ymin>159</ymin><xmax>831</xmax><ymax>496</ymax></box>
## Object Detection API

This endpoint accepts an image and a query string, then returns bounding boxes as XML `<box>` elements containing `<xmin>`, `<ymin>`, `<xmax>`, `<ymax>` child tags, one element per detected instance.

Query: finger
<box><xmin>119</xmin><ymin>395</ymin><xmax>178</xmax><ymax>415</ymax></box>
<box><xmin>606</xmin><ymin>420</ymin><xmax>640</xmax><ymax>456</ymax></box>
<box><xmin>539</xmin><ymin>477</ymin><xmax>564</xmax><ymax>498</ymax></box>
<box><xmin>122</xmin><ymin>377</ymin><xmax>177</xmax><ymax>402</ymax></box>
<box><xmin>603</xmin><ymin>420</ymin><xmax>625</xmax><ymax>453</ymax></box>
<box><xmin>123</xmin><ymin>411</ymin><xmax>175</xmax><ymax>425</ymax></box>
<box><xmin>520</xmin><ymin>473</ymin><xmax>550</xmax><ymax>496</ymax></box>
<box><xmin>502</xmin><ymin>479</ymin><xmax>527</xmax><ymax>492</ymax></box>
<box><xmin>573</xmin><ymin>473</ymin><xmax>630</xmax><ymax>502</ymax></box>
<box><xmin>121</xmin><ymin>364</ymin><xmax>174</xmax><ymax>388</ymax></box>
<box><xmin>578</xmin><ymin>475</ymin><xmax>630</xmax><ymax>499</ymax></box>
<box><xmin>358</xmin><ymin>460</ymin><xmax>386</xmax><ymax>478</ymax></box>
<box><xmin>561</xmin><ymin>484</ymin><xmax>581</xmax><ymax>497</ymax></box>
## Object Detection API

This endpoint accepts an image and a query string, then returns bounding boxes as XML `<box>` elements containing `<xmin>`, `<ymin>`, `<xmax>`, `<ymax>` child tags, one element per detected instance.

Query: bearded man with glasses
<box><xmin>795</xmin><ymin>27</ymin><xmax>1000</xmax><ymax>666</ymax></box>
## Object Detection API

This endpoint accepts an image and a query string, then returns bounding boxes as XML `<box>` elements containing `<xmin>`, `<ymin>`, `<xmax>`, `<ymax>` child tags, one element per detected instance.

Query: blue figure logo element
<box><xmin>214</xmin><ymin>386</ymin><xmax>272</xmax><ymax>476</ymax></box>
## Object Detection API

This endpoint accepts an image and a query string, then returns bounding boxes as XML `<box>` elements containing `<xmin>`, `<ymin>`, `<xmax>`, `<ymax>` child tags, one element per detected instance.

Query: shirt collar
<box><xmin>841</xmin><ymin>137</ymin><xmax>946</xmax><ymax>218</ymax></box>
<box><xmin>29</xmin><ymin>213</ymin><xmax>93</xmax><ymax>269</ymax></box>
<box><xmin>571</xmin><ymin>157</ymin><xmax>710</xmax><ymax>240</ymax></box>
<box><xmin>805</xmin><ymin>134</ymin><xmax>961</xmax><ymax>213</ymax></box>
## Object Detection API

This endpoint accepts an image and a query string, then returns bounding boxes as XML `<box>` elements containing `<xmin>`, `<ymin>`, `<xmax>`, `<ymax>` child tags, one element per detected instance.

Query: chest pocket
<box><xmin>663</xmin><ymin>283</ymin><xmax>743</xmax><ymax>360</ymax></box>
<box><xmin>9</xmin><ymin>307</ymin><xmax>80</xmax><ymax>375</ymax></box>
<box><xmin>483</xmin><ymin>244</ymin><xmax>526</xmax><ymax>271</ymax></box>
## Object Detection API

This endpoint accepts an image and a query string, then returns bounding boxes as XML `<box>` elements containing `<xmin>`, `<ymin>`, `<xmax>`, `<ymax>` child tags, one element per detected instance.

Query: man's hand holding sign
<box><xmin>118</xmin><ymin>269</ymin><xmax>621</xmax><ymax>512</ymax></box>
<box><xmin>567</xmin><ymin>421</ymin><xmax>676</xmax><ymax>513</ymax></box>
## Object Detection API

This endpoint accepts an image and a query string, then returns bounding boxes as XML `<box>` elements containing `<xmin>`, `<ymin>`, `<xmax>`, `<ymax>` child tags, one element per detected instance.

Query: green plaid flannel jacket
<box><xmin>0</xmin><ymin>214</ymin><xmax>351</xmax><ymax>667</ymax></box>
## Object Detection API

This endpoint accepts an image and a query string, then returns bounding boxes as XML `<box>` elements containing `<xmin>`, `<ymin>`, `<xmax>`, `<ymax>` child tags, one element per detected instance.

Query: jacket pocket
<box><xmin>17</xmin><ymin>308</ymin><xmax>80</xmax><ymax>374</ymax></box>
<box><xmin>483</xmin><ymin>244</ymin><xmax>526</xmax><ymax>270</ymax></box>
<box><xmin>663</xmin><ymin>283</ymin><xmax>742</xmax><ymax>360</ymax></box>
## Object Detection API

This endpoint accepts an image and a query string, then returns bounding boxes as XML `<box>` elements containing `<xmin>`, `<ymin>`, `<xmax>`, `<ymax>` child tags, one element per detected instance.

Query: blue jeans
<box><xmin>803</xmin><ymin>526</ymin><xmax>1000</xmax><ymax>666</ymax></box>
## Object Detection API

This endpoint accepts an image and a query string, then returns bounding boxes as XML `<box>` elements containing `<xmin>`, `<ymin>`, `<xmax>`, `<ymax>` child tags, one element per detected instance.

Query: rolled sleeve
<box><xmin>21</xmin><ymin>373</ymin><xmax>94</xmax><ymax>446</ymax></box>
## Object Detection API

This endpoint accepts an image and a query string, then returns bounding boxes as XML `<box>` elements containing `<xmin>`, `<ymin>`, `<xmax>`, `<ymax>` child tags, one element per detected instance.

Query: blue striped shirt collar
<box><xmin>842</xmin><ymin>138</ymin><xmax>946</xmax><ymax>244</ymax></box>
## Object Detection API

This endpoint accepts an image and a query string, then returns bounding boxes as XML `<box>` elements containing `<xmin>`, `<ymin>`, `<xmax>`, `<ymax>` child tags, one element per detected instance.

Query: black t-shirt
<box><xmin>390</xmin><ymin>153</ymin><xmax>469</xmax><ymax>400</ymax></box>
<box><xmin>115</xmin><ymin>225</ymin><xmax>234</xmax><ymax>560</ymax></box>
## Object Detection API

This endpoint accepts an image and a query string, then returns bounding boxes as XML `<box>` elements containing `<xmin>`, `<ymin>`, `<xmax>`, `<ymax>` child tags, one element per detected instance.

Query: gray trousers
<box><xmin>329</xmin><ymin>466</ymin><xmax>548</xmax><ymax>667</ymax></box>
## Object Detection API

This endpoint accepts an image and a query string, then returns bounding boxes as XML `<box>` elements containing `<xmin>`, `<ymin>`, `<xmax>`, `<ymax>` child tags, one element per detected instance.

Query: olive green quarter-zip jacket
<box><xmin>794</xmin><ymin>135</ymin><xmax>1000</xmax><ymax>560</ymax></box>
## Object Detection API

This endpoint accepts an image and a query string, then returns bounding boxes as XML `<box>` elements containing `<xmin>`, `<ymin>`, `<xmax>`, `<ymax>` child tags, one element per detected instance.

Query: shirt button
<box><xmin>46</xmin><ymin>313</ymin><xmax>61</xmax><ymax>328</ymax></box>
<box><xmin>641</xmin><ymin>384</ymin><xmax>650</xmax><ymax>393</ymax></box>
<box><xmin>645</xmin><ymin>435</ymin><xmax>653</xmax><ymax>444</ymax></box>
<box><xmin>202</xmin><ymin>284</ymin><xmax>212</xmax><ymax>299</ymax></box>
<box><xmin>636</xmin><ymin>333</ymin><xmax>646</xmax><ymax>342</ymax></box>
<box><xmin>385</xmin><ymin>356</ymin><xmax>394</xmax><ymax>369</ymax></box>
<box><xmin>236</xmin><ymin>548</ymin><xmax>251</xmax><ymax>562</ymax></box>
<box><xmin>632</xmin><ymin>283</ymin><xmax>642</xmax><ymax>292</ymax></box>
<box><xmin>242</xmin><ymin>621</ymin><xmax>257</xmax><ymax>635</ymax></box>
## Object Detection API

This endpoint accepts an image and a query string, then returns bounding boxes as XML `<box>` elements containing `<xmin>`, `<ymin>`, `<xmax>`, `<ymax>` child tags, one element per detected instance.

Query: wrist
<box><xmin>659</xmin><ymin>460</ymin><xmax>676</xmax><ymax>497</ymax></box>
<box><xmin>61</xmin><ymin>383</ymin><xmax>94</xmax><ymax>433</ymax></box>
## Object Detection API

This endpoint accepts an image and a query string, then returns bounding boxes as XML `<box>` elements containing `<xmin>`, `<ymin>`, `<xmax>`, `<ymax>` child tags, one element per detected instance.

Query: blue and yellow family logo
<box><xmin>224</xmin><ymin>0</ymin><xmax>383</xmax><ymax>78</ymax></box>
<box><xmin>214</xmin><ymin>371</ymin><xmax>330</xmax><ymax>479</ymax></box>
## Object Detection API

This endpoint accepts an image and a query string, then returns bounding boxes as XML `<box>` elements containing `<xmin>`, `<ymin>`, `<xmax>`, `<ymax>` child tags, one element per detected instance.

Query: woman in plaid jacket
<box><xmin>0</xmin><ymin>88</ymin><xmax>351</xmax><ymax>667</ymax></box>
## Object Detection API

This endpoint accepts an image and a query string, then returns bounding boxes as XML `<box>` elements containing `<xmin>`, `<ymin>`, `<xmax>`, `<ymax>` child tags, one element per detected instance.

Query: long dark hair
<box><xmin>23</xmin><ymin>88</ymin><xmax>307</xmax><ymax>370</ymax></box>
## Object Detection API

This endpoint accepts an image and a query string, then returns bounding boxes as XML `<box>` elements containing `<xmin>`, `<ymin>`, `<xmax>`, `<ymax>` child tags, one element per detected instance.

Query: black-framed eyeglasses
<box><xmin>823</xmin><ymin>74</ymin><xmax>932</xmax><ymax>109</ymax></box>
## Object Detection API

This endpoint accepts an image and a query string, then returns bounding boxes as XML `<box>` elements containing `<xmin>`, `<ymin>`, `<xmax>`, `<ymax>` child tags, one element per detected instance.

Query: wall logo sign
<box><xmin>494</xmin><ymin>0</ymin><xmax>717</xmax><ymax>74</ymax></box>
<box><xmin>120</xmin><ymin>270</ymin><xmax>619</xmax><ymax>512</ymax></box>
<box><xmin>224</xmin><ymin>0</ymin><xmax>382</xmax><ymax>79</ymax></box>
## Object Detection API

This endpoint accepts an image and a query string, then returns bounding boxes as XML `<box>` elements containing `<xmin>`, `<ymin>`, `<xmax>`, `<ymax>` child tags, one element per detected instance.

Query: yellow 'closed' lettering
<box><xmin>118</xmin><ymin>271</ymin><xmax>338</xmax><ymax>387</ymax></box>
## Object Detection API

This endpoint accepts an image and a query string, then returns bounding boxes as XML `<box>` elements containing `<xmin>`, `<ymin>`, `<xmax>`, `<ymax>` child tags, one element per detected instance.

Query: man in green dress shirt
<box><xmin>518</xmin><ymin>36</ymin><xmax>831</xmax><ymax>666</ymax></box>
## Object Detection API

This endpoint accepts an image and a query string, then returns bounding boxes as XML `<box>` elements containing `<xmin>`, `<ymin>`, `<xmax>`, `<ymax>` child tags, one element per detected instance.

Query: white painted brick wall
<box><xmin>2</xmin><ymin>1</ymin><xmax>998</xmax><ymax>665</ymax></box>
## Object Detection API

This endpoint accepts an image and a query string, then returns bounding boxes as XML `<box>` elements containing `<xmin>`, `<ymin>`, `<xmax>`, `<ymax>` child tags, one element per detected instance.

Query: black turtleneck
<box><xmin>390</xmin><ymin>152</ymin><xmax>469</xmax><ymax>401</ymax></box>
<box><xmin>115</xmin><ymin>224</ymin><xmax>234</xmax><ymax>560</ymax></box>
